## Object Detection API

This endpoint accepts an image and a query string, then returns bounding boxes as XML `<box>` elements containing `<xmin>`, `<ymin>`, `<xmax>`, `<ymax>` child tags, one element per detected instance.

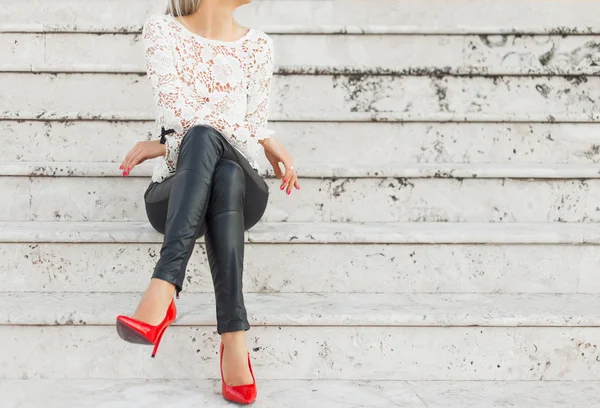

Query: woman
<box><xmin>114</xmin><ymin>0</ymin><xmax>298</xmax><ymax>404</ymax></box>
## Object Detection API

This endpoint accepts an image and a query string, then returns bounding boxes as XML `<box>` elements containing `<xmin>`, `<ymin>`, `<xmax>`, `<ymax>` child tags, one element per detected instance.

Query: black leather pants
<box><xmin>143</xmin><ymin>125</ymin><xmax>269</xmax><ymax>334</ymax></box>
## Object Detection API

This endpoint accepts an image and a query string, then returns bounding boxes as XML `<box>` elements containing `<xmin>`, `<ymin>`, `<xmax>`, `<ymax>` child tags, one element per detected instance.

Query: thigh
<box><xmin>225</xmin><ymin>145</ymin><xmax>270</xmax><ymax>231</ymax></box>
<box><xmin>144</xmin><ymin>172</ymin><xmax>210</xmax><ymax>238</ymax></box>
<box><xmin>144</xmin><ymin>178</ymin><xmax>172</xmax><ymax>235</ymax></box>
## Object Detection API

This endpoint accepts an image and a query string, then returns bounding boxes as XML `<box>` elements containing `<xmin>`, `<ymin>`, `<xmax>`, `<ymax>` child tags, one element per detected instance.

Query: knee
<box><xmin>214</xmin><ymin>159</ymin><xmax>245</xmax><ymax>190</ymax></box>
<box><xmin>181</xmin><ymin>125</ymin><xmax>221</xmax><ymax>150</ymax></box>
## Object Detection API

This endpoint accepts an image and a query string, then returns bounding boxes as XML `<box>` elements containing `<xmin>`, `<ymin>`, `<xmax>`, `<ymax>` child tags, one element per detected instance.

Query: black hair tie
<box><xmin>159</xmin><ymin>127</ymin><xmax>175</xmax><ymax>144</ymax></box>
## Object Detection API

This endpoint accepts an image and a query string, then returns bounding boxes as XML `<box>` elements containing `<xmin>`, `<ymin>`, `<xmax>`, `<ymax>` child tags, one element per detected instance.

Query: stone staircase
<box><xmin>2</xmin><ymin>0</ymin><xmax>600</xmax><ymax>406</ymax></box>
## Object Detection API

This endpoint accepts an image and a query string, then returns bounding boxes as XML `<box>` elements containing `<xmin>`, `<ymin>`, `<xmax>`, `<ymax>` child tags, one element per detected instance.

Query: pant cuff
<box><xmin>151</xmin><ymin>270</ymin><xmax>183</xmax><ymax>295</ymax></box>
<box><xmin>218</xmin><ymin>320</ymin><xmax>250</xmax><ymax>335</ymax></box>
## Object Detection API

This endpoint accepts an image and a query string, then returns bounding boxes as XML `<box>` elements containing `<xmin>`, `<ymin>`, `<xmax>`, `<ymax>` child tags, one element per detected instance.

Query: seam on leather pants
<box><xmin>208</xmin><ymin>209</ymin><xmax>243</xmax><ymax>221</ymax></box>
<box><xmin>174</xmin><ymin>167</ymin><xmax>214</xmax><ymax>185</ymax></box>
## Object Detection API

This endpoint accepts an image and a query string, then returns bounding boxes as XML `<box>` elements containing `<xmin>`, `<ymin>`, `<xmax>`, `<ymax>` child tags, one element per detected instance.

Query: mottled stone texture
<box><xmin>3</xmin><ymin>292</ymin><xmax>600</xmax><ymax>327</ymax></box>
<box><xmin>2</xmin><ymin>326</ymin><xmax>599</xmax><ymax>380</ymax></box>
<box><xmin>3</xmin><ymin>176</ymin><xmax>600</xmax><ymax>223</ymax></box>
<box><xmin>5</xmin><ymin>121</ymin><xmax>600</xmax><ymax>165</ymax></box>
<box><xmin>0</xmin><ymin>243</ymin><xmax>591</xmax><ymax>293</ymax></box>
<box><xmin>3</xmin><ymin>379</ymin><xmax>598</xmax><ymax>408</ymax></box>
<box><xmin>1</xmin><ymin>74</ymin><xmax>599</xmax><ymax>121</ymax></box>
<box><xmin>2</xmin><ymin>0</ymin><xmax>600</xmax><ymax>33</ymax></box>
<box><xmin>3</xmin><ymin>33</ymin><xmax>599</xmax><ymax>74</ymax></box>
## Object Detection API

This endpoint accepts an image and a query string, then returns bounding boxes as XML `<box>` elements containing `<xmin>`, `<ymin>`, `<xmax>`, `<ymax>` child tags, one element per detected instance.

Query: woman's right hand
<box><xmin>120</xmin><ymin>140</ymin><xmax>166</xmax><ymax>176</ymax></box>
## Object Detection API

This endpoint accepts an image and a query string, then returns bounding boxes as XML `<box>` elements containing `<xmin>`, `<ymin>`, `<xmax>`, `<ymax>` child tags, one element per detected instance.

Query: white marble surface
<box><xmin>2</xmin><ymin>74</ymin><xmax>600</xmax><ymax>122</ymax></box>
<box><xmin>2</xmin><ymin>175</ymin><xmax>600</xmax><ymax>223</ymax></box>
<box><xmin>2</xmin><ymin>379</ymin><xmax>598</xmax><ymax>408</ymax></box>
<box><xmin>5</xmin><ymin>122</ymin><xmax>600</xmax><ymax>167</ymax></box>
<box><xmin>5</xmin><ymin>161</ymin><xmax>600</xmax><ymax>180</ymax></box>
<box><xmin>1</xmin><ymin>242</ymin><xmax>591</xmax><ymax>294</ymax></box>
<box><xmin>4</xmin><ymin>110</ymin><xmax>600</xmax><ymax>123</ymax></box>
<box><xmin>3</xmin><ymin>221</ymin><xmax>600</xmax><ymax>244</ymax></box>
<box><xmin>2</xmin><ymin>0</ymin><xmax>599</xmax><ymax>34</ymax></box>
<box><xmin>4</xmin><ymin>33</ymin><xmax>599</xmax><ymax>75</ymax></box>
<box><xmin>22</xmin><ymin>176</ymin><xmax>329</xmax><ymax>223</ymax></box>
<box><xmin>2</xmin><ymin>292</ymin><xmax>600</xmax><ymax>327</ymax></box>
<box><xmin>3</xmin><ymin>326</ymin><xmax>600</xmax><ymax>380</ymax></box>
<box><xmin>329</xmin><ymin>178</ymin><xmax>600</xmax><ymax>223</ymax></box>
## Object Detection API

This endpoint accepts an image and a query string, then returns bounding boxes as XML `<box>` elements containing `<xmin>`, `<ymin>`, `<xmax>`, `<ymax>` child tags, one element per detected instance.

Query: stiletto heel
<box><xmin>116</xmin><ymin>298</ymin><xmax>177</xmax><ymax>358</ymax></box>
<box><xmin>151</xmin><ymin>327</ymin><xmax>167</xmax><ymax>358</ymax></box>
<box><xmin>220</xmin><ymin>342</ymin><xmax>257</xmax><ymax>404</ymax></box>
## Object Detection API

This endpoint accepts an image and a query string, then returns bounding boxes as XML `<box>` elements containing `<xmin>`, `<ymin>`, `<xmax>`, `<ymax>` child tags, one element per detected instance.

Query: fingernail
<box><xmin>119</xmin><ymin>165</ymin><xmax>123</xmax><ymax>170</ymax></box>
<box><xmin>287</xmin><ymin>190</ymin><xmax>290</xmax><ymax>195</ymax></box>
<box><xmin>122</xmin><ymin>172</ymin><xmax>127</xmax><ymax>176</ymax></box>
<box><xmin>297</xmin><ymin>185</ymin><xmax>300</xmax><ymax>190</ymax></box>
<box><xmin>127</xmin><ymin>167</ymin><xmax>131</xmax><ymax>171</ymax></box>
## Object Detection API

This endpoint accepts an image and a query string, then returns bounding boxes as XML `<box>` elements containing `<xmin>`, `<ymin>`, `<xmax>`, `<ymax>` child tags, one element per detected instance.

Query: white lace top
<box><xmin>142</xmin><ymin>14</ymin><xmax>275</xmax><ymax>183</ymax></box>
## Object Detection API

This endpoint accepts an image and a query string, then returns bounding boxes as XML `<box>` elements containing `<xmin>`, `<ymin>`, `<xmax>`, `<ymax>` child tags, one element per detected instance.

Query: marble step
<box><xmin>7</xmin><ymin>161</ymin><xmax>600</xmax><ymax>179</ymax></box>
<box><xmin>3</xmin><ymin>32</ymin><xmax>599</xmax><ymax>75</ymax></box>
<box><xmin>1</xmin><ymin>74</ymin><xmax>599</xmax><ymax>123</ymax></box>
<box><xmin>3</xmin><ymin>292</ymin><xmax>600</xmax><ymax>327</ymax></box>
<box><xmin>1</xmin><ymin>222</ymin><xmax>599</xmax><ymax>294</ymax></box>
<box><xmin>1</xmin><ymin>379</ymin><xmax>598</xmax><ymax>408</ymax></box>
<box><xmin>5</xmin><ymin>173</ymin><xmax>600</xmax><ymax>223</ymax></box>
<box><xmin>5</xmin><ymin>121</ymin><xmax>600</xmax><ymax>166</ymax></box>
<box><xmin>1</xmin><ymin>221</ymin><xmax>599</xmax><ymax>294</ymax></box>
<box><xmin>1</xmin><ymin>292</ymin><xmax>600</xmax><ymax>380</ymax></box>
<box><xmin>2</xmin><ymin>0</ymin><xmax>599</xmax><ymax>34</ymax></box>
<box><xmin>3</xmin><ymin>220</ymin><xmax>600</xmax><ymax>244</ymax></box>
<box><xmin>4</xmin><ymin>324</ymin><xmax>600</xmax><ymax>380</ymax></box>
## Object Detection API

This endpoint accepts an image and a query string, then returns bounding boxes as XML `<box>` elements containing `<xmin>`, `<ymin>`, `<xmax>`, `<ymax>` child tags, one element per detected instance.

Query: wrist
<box><xmin>258</xmin><ymin>136</ymin><xmax>272</xmax><ymax>147</ymax></box>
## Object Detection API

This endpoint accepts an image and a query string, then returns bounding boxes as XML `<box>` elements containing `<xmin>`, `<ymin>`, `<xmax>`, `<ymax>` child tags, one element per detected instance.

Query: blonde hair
<box><xmin>166</xmin><ymin>0</ymin><xmax>201</xmax><ymax>17</ymax></box>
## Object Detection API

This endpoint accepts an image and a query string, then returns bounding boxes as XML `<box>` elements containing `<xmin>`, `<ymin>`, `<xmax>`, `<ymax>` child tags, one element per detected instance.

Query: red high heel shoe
<box><xmin>115</xmin><ymin>298</ymin><xmax>177</xmax><ymax>358</ymax></box>
<box><xmin>220</xmin><ymin>342</ymin><xmax>257</xmax><ymax>404</ymax></box>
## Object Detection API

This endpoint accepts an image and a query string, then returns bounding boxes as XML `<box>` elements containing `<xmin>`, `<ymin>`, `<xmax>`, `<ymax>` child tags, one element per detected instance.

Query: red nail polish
<box><xmin>122</xmin><ymin>172</ymin><xmax>127</xmax><ymax>176</ymax></box>
<box><xmin>119</xmin><ymin>165</ymin><xmax>123</xmax><ymax>170</ymax></box>
<box><xmin>287</xmin><ymin>190</ymin><xmax>290</xmax><ymax>195</ymax></box>
<box><xmin>127</xmin><ymin>167</ymin><xmax>131</xmax><ymax>171</ymax></box>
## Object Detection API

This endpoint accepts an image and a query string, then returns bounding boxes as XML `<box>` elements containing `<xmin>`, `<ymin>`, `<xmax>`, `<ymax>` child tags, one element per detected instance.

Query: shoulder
<box><xmin>142</xmin><ymin>14</ymin><xmax>171</xmax><ymax>35</ymax></box>
<box><xmin>249</xmin><ymin>29</ymin><xmax>273</xmax><ymax>48</ymax></box>
<box><xmin>247</xmin><ymin>29</ymin><xmax>274</xmax><ymax>58</ymax></box>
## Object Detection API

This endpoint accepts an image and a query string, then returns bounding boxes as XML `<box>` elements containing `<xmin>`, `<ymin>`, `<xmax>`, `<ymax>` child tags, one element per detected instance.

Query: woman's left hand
<box><xmin>260</xmin><ymin>137</ymin><xmax>300</xmax><ymax>195</ymax></box>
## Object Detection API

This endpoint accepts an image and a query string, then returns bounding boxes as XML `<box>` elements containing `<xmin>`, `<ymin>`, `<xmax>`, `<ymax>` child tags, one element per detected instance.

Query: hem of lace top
<box><xmin>256</xmin><ymin>128</ymin><xmax>275</xmax><ymax>141</ymax></box>
<box><xmin>151</xmin><ymin>159</ymin><xmax>172</xmax><ymax>183</ymax></box>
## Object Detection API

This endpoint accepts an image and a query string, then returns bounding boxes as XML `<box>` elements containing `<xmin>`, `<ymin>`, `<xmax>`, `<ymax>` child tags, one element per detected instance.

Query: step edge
<box><xmin>3</xmin><ymin>162</ymin><xmax>600</xmax><ymax>179</ymax></box>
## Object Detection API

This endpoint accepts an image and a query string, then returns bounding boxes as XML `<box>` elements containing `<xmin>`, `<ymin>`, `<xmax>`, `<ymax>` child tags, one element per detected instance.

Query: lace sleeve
<box><xmin>204</xmin><ymin>34</ymin><xmax>276</xmax><ymax>158</ymax></box>
<box><xmin>238</xmin><ymin>34</ymin><xmax>275</xmax><ymax>141</ymax></box>
<box><xmin>142</xmin><ymin>16</ymin><xmax>201</xmax><ymax>173</ymax></box>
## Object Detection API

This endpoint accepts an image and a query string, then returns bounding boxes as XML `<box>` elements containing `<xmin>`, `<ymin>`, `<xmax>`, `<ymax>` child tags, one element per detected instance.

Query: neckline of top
<box><xmin>166</xmin><ymin>14</ymin><xmax>254</xmax><ymax>45</ymax></box>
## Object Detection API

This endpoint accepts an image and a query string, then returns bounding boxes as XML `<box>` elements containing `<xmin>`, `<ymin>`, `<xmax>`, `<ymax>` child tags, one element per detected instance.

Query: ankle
<box><xmin>221</xmin><ymin>331</ymin><xmax>247</xmax><ymax>349</ymax></box>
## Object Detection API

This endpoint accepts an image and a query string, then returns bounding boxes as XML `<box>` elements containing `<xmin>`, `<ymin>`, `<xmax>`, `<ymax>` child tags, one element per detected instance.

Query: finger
<box><xmin>122</xmin><ymin>156</ymin><xmax>132</xmax><ymax>176</ymax></box>
<box><xmin>281</xmin><ymin>166</ymin><xmax>294</xmax><ymax>191</ymax></box>
<box><xmin>279</xmin><ymin>166</ymin><xmax>288</xmax><ymax>190</ymax></box>
<box><xmin>294</xmin><ymin>174</ymin><xmax>300</xmax><ymax>190</ymax></box>
<box><xmin>120</xmin><ymin>152</ymin><xmax>132</xmax><ymax>172</ymax></box>
<box><xmin>287</xmin><ymin>172</ymin><xmax>298</xmax><ymax>195</ymax></box>
<box><xmin>123</xmin><ymin>147</ymin><xmax>141</xmax><ymax>175</ymax></box>
<box><xmin>272</xmin><ymin>161</ymin><xmax>283</xmax><ymax>180</ymax></box>
<box><xmin>127</xmin><ymin>151</ymin><xmax>146</xmax><ymax>173</ymax></box>
<box><xmin>121</xmin><ymin>156</ymin><xmax>130</xmax><ymax>176</ymax></box>
<box><xmin>285</xmin><ymin>172</ymin><xmax>292</xmax><ymax>194</ymax></box>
